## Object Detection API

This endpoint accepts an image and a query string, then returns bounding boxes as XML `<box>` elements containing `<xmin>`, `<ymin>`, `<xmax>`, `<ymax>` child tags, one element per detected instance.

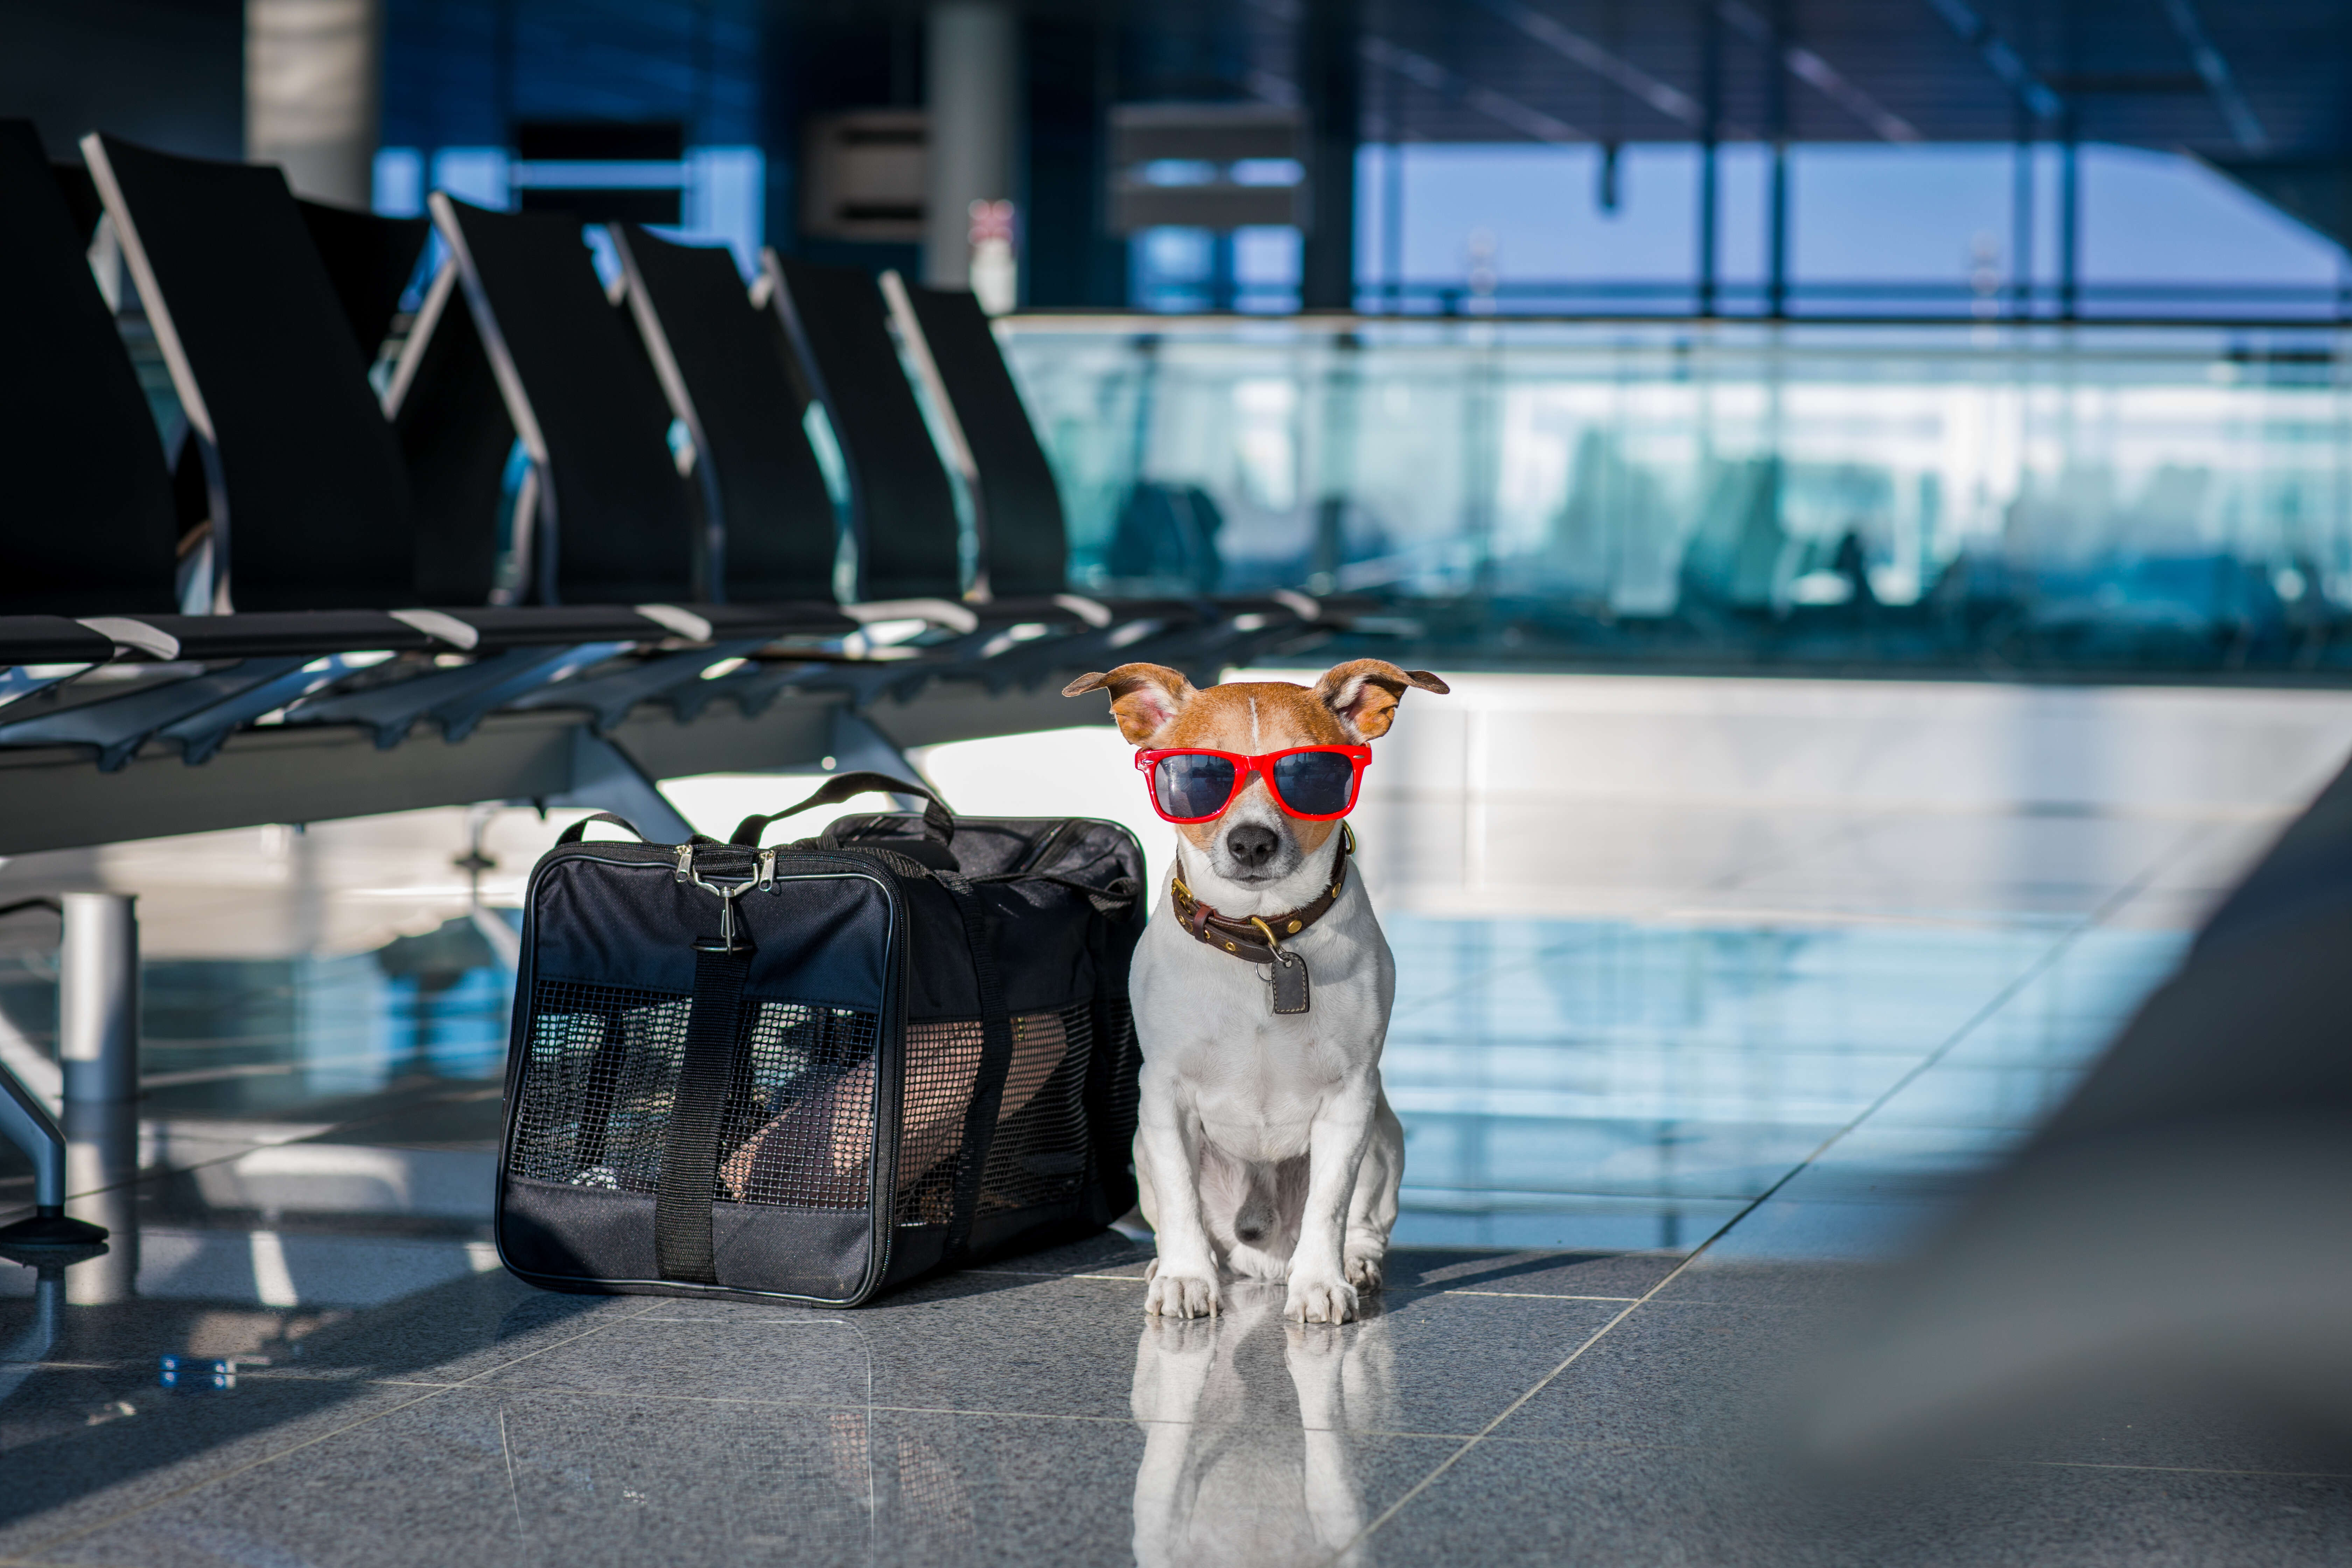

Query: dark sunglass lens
<box><xmin>1273</xmin><ymin>751</ymin><xmax>1355</xmax><ymax>816</ymax></box>
<box><xmin>1154</xmin><ymin>754</ymin><xmax>1236</xmax><ymax>819</ymax></box>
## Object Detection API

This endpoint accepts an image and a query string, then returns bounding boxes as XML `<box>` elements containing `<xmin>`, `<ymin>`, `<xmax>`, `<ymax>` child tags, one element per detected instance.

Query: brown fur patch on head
<box><xmin>1310</xmin><ymin>660</ymin><xmax>1449</xmax><ymax>741</ymax></box>
<box><xmin>1061</xmin><ymin>663</ymin><xmax>1197</xmax><ymax>744</ymax></box>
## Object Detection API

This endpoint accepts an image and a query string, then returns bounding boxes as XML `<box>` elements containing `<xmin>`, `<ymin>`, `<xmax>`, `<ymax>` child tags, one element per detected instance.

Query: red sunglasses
<box><xmin>1134</xmin><ymin>745</ymin><xmax>1373</xmax><ymax>824</ymax></box>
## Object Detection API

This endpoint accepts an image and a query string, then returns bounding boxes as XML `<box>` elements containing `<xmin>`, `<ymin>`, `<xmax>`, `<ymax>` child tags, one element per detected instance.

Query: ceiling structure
<box><xmin>1057</xmin><ymin>0</ymin><xmax>2352</xmax><ymax>251</ymax></box>
<box><xmin>1103</xmin><ymin>0</ymin><xmax>2352</xmax><ymax>157</ymax></box>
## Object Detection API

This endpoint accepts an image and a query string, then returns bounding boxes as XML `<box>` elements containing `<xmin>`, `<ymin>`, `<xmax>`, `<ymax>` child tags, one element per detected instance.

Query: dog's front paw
<box><xmin>1144</xmin><ymin>1261</ymin><xmax>1220</xmax><ymax>1319</ymax></box>
<box><xmin>1284</xmin><ymin>1267</ymin><xmax>1359</xmax><ymax>1324</ymax></box>
<box><xmin>1343</xmin><ymin>1247</ymin><xmax>1385</xmax><ymax>1293</ymax></box>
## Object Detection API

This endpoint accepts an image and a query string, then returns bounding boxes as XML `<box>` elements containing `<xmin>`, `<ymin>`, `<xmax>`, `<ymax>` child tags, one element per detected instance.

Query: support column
<box><xmin>923</xmin><ymin>0</ymin><xmax>1020</xmax><ymax>292</ymax></box>
<box><xmin>246</xmin><ymin>0</ymin><xmax>386</xmax><ymax>207</ymax></box>
<box><xmin>60</xmin><ymin>894</ymin><xmax>139</xmax><ymax>1108</ymax></box>
<box><xmin>1300</xmin><ymin>0</ymin><xmax>1361</xmax><ymax>313</ymax></box>
<box><xmin>57</xmin><ymin>894</ymin><xmax>139</xmax><ymax>1299</ymax></box>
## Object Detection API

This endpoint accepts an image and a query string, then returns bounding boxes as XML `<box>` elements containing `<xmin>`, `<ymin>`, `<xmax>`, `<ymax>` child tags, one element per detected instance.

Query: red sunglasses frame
<box><xmin>1133</xmin><ymin>745</ymin><xmax>1374</xmax><ymax>824</ymax></box>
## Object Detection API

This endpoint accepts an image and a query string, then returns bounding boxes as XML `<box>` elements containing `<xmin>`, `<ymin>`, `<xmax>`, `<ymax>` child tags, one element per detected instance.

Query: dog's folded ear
<box><xmin>1062</xmin><ymin>663</ymin><xmax>1199</xmax><ymax>744</ymax></box>
<box><xmin>1312</xmin><ymin>660</ymin><xmax>1449</xmax><ymax>741</ymax></box>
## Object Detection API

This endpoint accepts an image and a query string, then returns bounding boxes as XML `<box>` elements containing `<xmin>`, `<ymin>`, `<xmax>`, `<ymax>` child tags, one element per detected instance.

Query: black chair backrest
<box><xmin>886</xmin><ymin>279</ymin><xmax>1069</xmax><ymax>600</ymax></box>
<box><xmin>297</xmin><ymin>197</ymin><xmax>430</xmax><ymax>359</ymax></box>
<box><xmin>382</xmin><ymin>257</ymin><xmax>518</xmax><ymax>604</ymax></box>
<box><xmin>612</xmin><ymin>225</ymin><xmax>838</xmax><ymax>604</ymax></box>
<box><xmin>433</xmin><ymin>196</ymin><xmax>700</xmax><ymax>605</ymax></box>
<box><xmin>766</xmin><ymin>254</ymin><xmax>963</xmax><ymax>604</ymax></box>
<box><xmin>49</xmin><ymin>159</ymin><xmax>104</xmax><ymax>244</ymax></box>
<box><xmin>86</xmin><ymin>133</ymin><xmax>415</xmax><ymax>612</ymax></box>
<box><xmin>0</xmin><ymin>120</ymin><xmax>178</xmax><ymax>615</ymax></box>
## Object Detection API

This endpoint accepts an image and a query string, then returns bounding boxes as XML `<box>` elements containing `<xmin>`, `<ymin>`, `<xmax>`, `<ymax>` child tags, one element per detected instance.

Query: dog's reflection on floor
<box><xmin>1132</xmin><ymin>1279</ymin><xmax>1397</xmax><ymax>1568</ymax></box>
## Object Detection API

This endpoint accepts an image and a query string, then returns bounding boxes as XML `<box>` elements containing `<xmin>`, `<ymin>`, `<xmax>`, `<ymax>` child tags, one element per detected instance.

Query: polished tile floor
<box><xmin>3</xmin><ymin>691</ymin><xmax>2349</xmax><ymax>1565</ymax></box>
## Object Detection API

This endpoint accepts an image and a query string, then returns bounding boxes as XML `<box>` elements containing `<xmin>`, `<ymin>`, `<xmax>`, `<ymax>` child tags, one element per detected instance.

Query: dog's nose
<box><xmin>1225</xmin><ymin>823</ymin><xmax>1280</xmax><ymax>873</ymax></box>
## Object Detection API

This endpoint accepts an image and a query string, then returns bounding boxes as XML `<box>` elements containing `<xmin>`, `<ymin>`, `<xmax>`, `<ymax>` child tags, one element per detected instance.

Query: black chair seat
<box><xmin>130</xmin><ymin>611</ymin><xmax>440</xmax><ymax>660</ymax></box>
<box><xmin>433</xmin><ymin>607</ymin><xmax>674</xmax><ymax>648</ymax></box>
<box><xmin>696</xmin><ymin>602</ymin><xmax>861</xmax><ymax>639</ymax></box>
<box><xmin>0</xmin><ymin>618</ymin><xmax>119</xmax><ymax>666</ymax></box>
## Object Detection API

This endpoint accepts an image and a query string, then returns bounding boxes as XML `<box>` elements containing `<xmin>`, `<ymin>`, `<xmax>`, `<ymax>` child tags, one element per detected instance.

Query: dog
<box><xmin>1064</xmin><ymin>659</ymin><xmax>1449</xmax><ymax>1324</ymax></box>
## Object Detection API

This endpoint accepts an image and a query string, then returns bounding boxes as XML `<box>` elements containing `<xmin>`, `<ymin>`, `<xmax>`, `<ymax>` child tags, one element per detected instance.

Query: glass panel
<box><xmin>1004</xmin><ymin>316</ymin><xmax>2352</xmax><ymax>674</ymax></box>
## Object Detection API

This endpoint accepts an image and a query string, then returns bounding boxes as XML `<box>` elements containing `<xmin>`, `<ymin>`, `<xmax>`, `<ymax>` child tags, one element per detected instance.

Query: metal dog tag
<box><xmin>1268</xmin><ymin>951</ymin><xmax>1310</xmax><ymax>1015</ymax></box>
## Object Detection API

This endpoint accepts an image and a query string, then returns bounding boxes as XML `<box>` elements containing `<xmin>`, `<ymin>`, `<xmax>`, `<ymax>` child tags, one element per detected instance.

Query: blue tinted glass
<box><xmin>1272</xmin><ymin>751</ymin><xmax>1354</xmax><ymax>815</ymax></box>
<box><xmin>1154</xmin><ymin>754</ymin><xmax>1235</xmax><ymax>819</ymax></box>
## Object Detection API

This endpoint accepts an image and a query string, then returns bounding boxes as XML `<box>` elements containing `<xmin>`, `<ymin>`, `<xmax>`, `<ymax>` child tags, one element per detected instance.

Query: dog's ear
<box><xmin>1311</xmin><ymin>660</ymin><xmax>1449</xmax><ymax>741</ymax></box>
<box><xmin>1062</xmin><ymin>663</ymin><xmax>1199</xmax><ymax>744</ymax></box>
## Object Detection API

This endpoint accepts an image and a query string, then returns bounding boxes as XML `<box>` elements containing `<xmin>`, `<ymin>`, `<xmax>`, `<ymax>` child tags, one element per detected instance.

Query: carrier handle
<box><xmin>556</xmin><ymin>812</ymin><xmax>647</xmax><ymax>845</ymax></box>
<box><xmin>729</xmin><ymin>772</ymin><xmax>955</xmax><ymax>846</ymax></box>
<box><xmin>556</xmin><ymin>813</ymin><xmax>720</xmax><ymax>848</ymax></box>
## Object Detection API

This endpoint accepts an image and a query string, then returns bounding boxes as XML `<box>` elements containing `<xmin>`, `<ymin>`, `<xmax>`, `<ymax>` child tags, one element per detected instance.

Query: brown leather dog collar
<box><xmin>1170</xmin><ymin>823</ymin><xmax>1353</xmax><ymax>966</ymax></box>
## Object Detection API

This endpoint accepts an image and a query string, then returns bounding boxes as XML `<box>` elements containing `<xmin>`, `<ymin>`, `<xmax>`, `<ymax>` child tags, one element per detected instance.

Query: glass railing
<box><xmin>1001</xmin><ymin>315</ymin><xmax>2352</xmax><ymax>678</ymax></box>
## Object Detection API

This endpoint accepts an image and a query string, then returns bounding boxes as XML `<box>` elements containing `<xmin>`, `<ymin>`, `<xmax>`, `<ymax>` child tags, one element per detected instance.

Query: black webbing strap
<box><xmin>654</xmin><ymin>944</ymin><xmax>751</xmax><ymax>1284</ymax></box>
<box><xmin>937</xmin><ymin>872</ymin><xmax>1015</xmax><ymax>1262</ymax></box>
<box><xmin>556</xmin><ymin>812</ymin><xmax>645</xmax><ymax>844</ymax></box>
<box><xmin>731</xmin><ymin>772</ymin><xmax>955</xmax><ymax>846</ymax></box>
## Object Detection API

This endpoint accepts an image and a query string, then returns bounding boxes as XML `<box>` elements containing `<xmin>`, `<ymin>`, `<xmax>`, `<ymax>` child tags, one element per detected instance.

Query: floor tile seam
<box><xmin>440</xmin><ymin>1299</ymin><xmax>672</xmax><ymax>1388</ymax></box>
<box><xmin>1438</xmin><ymin>1290</ymin><xmax>1643</xmax><ymax>1301</ymax></box>
<box><xmin>1334</xmin><ymin>1292</ymin><xmax>1655</xmax><ymax>1560</ymax></box>
<box><xmin>13</xmin><ymin>1300</ymin><xmax>672</xmax><ymax>1555</ymax></box>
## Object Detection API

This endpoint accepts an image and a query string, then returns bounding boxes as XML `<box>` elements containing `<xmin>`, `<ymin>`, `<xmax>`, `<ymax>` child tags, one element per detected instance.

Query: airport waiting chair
<box><xmin>766</xmin><ymin>259</ymin><xmax>1334</xmax><ymax>691</ymax></box>
<box><xmin>296</xmin><ymin>197</ymin><xmax>429</xmax><ymax>360</ymax></box>
<box><xmin>380</xmin><ymin>238</ymin><xmax>518</xmax><ymax>605</ymax></box>
<box><xmin>604</xmin><ymin>224</ymin><xmax>841</xmax><ymax>608</ymax></box>
<box><xmin>0</xmin><ymin>135</ymin><xmax>698</xmax><ymax>765</ymax></box>
<box><xmin>0</xmin><ymin>120</ymin><xmax>441</xmax><ymax>757</ymax></box>
<box><xmin>878</xmin><ymin>276</ymin><xmax>1365</xmax><ymax>659</ymax></box>
<box><xmin>48</xmin><ymin>159</ymin><xmax>103</xmax><ymax>243</ymax></box>
<box><xmin>608</xmin><ymin>242</ymin><xmax>1111</xmax><ymax>714</ymax></box>
<box><xmin>82</xmin><ymin>133</ymin><xmax>417</xmax><ymax>615</ymax></box>
<box><xmin>415</xmin><ymin>197</ymin><xmax>883</xmax><ymax>733</ymax></box>
<box><xmin>0</xmin><ymin>121</ymin><xmax>180</xmax><ymax>622</ymax></box>
<box><xmin>761</xmin><ymin>255</ymin><xmax>1212</xmax><ymax>702</ymax></box>
<box><xmin>426</xmin><ymin>198</ymin><xmax>864</xmax><ymax>632</ymax></box>
<box><xmin>610</xmin><ymin>224</ymin><xmax>1082</xmax><ymax>713</ymax></box>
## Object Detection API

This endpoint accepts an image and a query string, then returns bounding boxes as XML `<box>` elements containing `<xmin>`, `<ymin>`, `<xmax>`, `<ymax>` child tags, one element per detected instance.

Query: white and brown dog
<box><xmin>1065</xmin><ymin>659</ymin><xmax>1449</xmax><ymax>1323</ymax></box>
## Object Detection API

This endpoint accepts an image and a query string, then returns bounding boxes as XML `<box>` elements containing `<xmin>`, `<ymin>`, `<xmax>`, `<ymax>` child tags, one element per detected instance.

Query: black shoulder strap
<box><xmin>556</xmin><ymin>812</ymin><xmax>645</xmax><ymax>844</ymax></box>
<box><xmin>731</xmin><ymin>771</ymin><xmax>956</xmax><ymax>846</ymax></box>
<box><xmin>555</xmin><ymin>813</ymin><xmax>720</xmax><ymax>847</ymax></box>
<box><xmin>654</xmin><ymin>940</ymin><xmax>751</xmax><ymax>1286</ymax></box>
<box><xmin>934</xmin><ymin>870</ymin><xmax>1015</xmax><ymax>1262</ymax></box>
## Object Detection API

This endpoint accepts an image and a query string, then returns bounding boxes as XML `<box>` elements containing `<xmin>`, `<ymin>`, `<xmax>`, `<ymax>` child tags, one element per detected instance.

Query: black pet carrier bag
<box><xmin>494</xmin><ymin>772</ymin><xmax>1146</xmax><ymax>1305</ymax></box>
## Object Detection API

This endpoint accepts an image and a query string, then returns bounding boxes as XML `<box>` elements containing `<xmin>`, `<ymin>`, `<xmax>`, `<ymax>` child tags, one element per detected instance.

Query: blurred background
<box><xmin>13</xmin><ymin>0</ymin><xmax>2352</xmax><ymax>673</ymax></box>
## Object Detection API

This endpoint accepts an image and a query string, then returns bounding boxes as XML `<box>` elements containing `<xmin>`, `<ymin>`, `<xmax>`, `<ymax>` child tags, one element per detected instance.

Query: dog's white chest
<box><xmin>1130</xmin><ymin>883</ymin><xmax>1394</xmax><ymax>1163</ymax></box>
